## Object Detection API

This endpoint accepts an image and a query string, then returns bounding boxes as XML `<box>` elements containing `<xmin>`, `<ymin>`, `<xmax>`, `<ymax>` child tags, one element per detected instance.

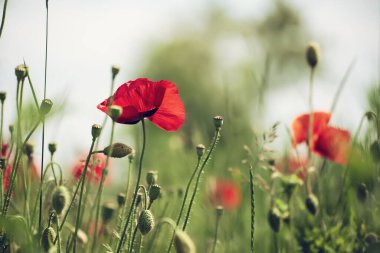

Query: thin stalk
<box><xmin>90</xmin><ymin>120</ymin><xmax>116</xmax><ymax>252</ymax></box>
<box><xmin>249</xmin><ymin>169</ymin><xmax>255</xmax><ymax>253</ymax></box>
<box><xmin>116</xmin><ymin>120</ymin><xmax>147</xmax><ymax>253</ymax></box>
<box><xmin>307</xmin><ymin>68</ymin><xmax>315</xmax><ymax>159</ymax></box>
<box><xmin>0</xmin><ymin>100</ymin><xmax>4</xmax><ymax>155</ymax></box>
<box><xmin>0</xmin><ymin>0</ymin><xmax>9</xmax><ymax>39</ymax></box>
<box><xmin>56</xmin><ymin>214</ymin><xmax>62</xmax><ymax>253</ymax></box>
<box><xmin>25</xmin><ymin>71</ymin><xmax>40</xmax><ymax>110</ymax></box>
<box><xmin>211</xmin><ymin>213</ymin><xmax>222</xmax><ymax>253</ymax></box>
<box><xmin>72</xmin><ymin>137</ymin><xmax>97</xmax><ymax>252</ymax></box>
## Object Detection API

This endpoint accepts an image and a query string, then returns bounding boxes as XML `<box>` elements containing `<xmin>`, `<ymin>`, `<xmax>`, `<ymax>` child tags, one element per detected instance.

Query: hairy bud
<box><xmin>52</xmin><ymin>186</ymin><xmax>70</xmax><ymax>215</ymax></box>
<box><xmin>138</xmin><ymin>210</ymin><xmax>155</xmax><ymax>235</ymax></box>
<box><xmin>103</xmin><ymin>143</ymin><xmax>133</xmax><ymax>158</ymax></box>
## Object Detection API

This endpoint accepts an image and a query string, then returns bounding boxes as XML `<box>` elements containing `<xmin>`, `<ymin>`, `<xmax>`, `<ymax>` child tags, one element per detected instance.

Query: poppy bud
<box><xmin>364</xmin><ymin>232</ymin><xmax>379</xmax><ymax>244</ymax></box>
<box><xmin>103</xmin><ymin>143</ymin><xmax>133</xmax><ymax>158</ymax></box>
<box><xmin>0</xmin><ymin>92</ymin><xmax>6</xmax><ymax>103</ymax></box>
<box><xmin>52</xmin><ymin>186</ymin><xmax>70</xmax><ymax>215</ymax></box>
<box><xmin>138</xmin><ymin>210</ymin><xmax>154</xmax><ymax>235</ymax></box>
<box><xmin>48</xmin><ymin>142</ymin><xmax>57</xmax><ymax>155</ymax></box>
<box><xmin>357</xmin><ymin>183</ymin><xmax>368</xmax><ymax>203</ymax></box>
<box><xmin>149</xmin><ymin>184</ymin><xmax>161</xmax><ymax>203</ymax></box>
<box><xmin>102</xmin><ymin>201</ymin><xmax>117</xmax><ymax>224</ymax></box>
<box><xmin>213</xmin><ymin>116</ymin><xmax>224</xmax><ymax>130</ymax></box>
<box><xmin>91</xmin><ymin>124</ymin><xmax>102</xmax><ymax>139</ymax></box>
<box><xmin>216</xmin><ymin>205</ymin><xmax>224</xmax><ymax>218</ymax></box>
<box><xmin>23</xmin><ymin>142</ymin><xmax>34</xmax><ymax>157</ymax></box>
<box><xmin>9</xmin><ymin>125</ymin><xmax>14</xmax><ymax>134</ymax></box>
<box><xmin>109</xmin><ymin>105</ymin><xmax>123</xmax><ymax>121</ymax></box>
<box><xmin>117</xmin><ymin>193</ymin><xmax>126</xmax><ymax>207</ymax></box>
<box><xmin>268</xmin><ymin>208</ymin><xmax>281</xmax><ymax>232</ymax></box>
<box><xmin>0</xmin><ymin>158</ymin><xmax>5</xmax><ymax>171</ymax></box>
<box><xmin>146</xmin><ymin>170</ymin><xmax>158</xmax><ymax>186</ymax></box>
<box><xmin>41</xmin><ymin>226</ymin><xmax>56</xmax><ymax>252</ymax></box>
<box><xmin>111</xmin><ymin>65</ymin><xmax>120</xmax><ymax>79</ymax></box>
<box><xmin>15</xmin><ymin>64</ymin><xmax>28</xmax><ymax>82</ymax></box>
<box><xmin>174</xmin><ymin>229</ymin><xmax>196</xmax><ymax>253</ymax></box>
<box><xmin>196</xmin><ymin>144</ymin><xmax>205</xmax><ymax>158</ymax></box>
<box><xmin>136</xmin><ymin>193</ymin><xmax>143</xmax><ymax>207</ymax></box>
<box><xmin>370</xmin><ymin>140</ymin><xmax>380</xmax><ymax>162</ymax></box>
<box><xmin>39</xmin><ymin>99</ymin><xmax>53</xmax><ymax>117</ymax></box>
<box><xmin>306</xmin><ymin>42</ymin><xmax>320</xmax><ymax>68</ymax></box>
<box><xmin>305</xmin><ymin>194</ymin><xmax>319</xmax><ymax>215</ymax></box>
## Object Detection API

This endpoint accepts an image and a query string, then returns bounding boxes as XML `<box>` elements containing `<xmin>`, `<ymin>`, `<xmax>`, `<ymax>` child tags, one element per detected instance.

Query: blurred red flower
<box><xmin>3</xmin><ymin>160</ymin><xmax>39</xmax><ymax>191</ymax></box>
<box><xmin>72</xmin><ymin>153</ymin><xmax>108</xmax><ymax>185</ymax></box>
<box><xmin>207</xmin><ymin>178</ymin><xmax>241</xmax><ymax>210</ymax></box>
<box><xmin>277</xmin><ymin>156</ymin><xmax>308</xmax><ymax>180</ymax></box>
<box><xmin>97</xmin><ymin>78</ymin><xmax>185</xmax><ymax>131</ymax></box>
<box><xmin>1</xmin><ymin>143</ymin><xmax>9</xmax><ymax>157</ymax></box>
<box><xmin>292</xmin><ymin>112</ymin><xmax>351</xmax><ymax>164</ymax></box>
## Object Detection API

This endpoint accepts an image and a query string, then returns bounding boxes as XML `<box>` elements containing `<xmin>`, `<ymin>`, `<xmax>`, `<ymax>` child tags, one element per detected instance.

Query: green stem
<box><xmin>56</xmin><ymin>214</ymin><xmax>61</xmax><ymax>253</ymax></box>
<box><xmin>249</xmin><ymin>169</ymin><xmax>255</xmax><ymax>253</ymax></box>
<box><xmin>211</xmin><ymin>214</ymin><xmax>221</xmax><ymax>253</ymax></box>
<box><xmin>116</xmin><ymin>120</ymin><xmax>147</xmax><ymax>253</ymax></box>
<box><xmin>72</xmin><ymin>137</ymin><xmax>97</xmax><ymax>252</ymax></box>
<box><xmin>182</xmin><ymin>129</ymin><xmax>220</xmax><ymax>231</ymax></box>
<box><xmin>0</xmin><ymin>0</ymin><xmax>9</xmax><ymax>39</ymax></box>
<box><xmin>307</xmin><ymin>68</ymin><xmax>315</xmax><ymax>159</ymax></box>
<box><xmin>26</xmin><ymin>71</ymin><xmax>40</xmax><ymax>110</ymax></box>
<box><xmin>0</xmin><ymin>101</ymin><xmax>4</xmax><ymax>156</ymax></box>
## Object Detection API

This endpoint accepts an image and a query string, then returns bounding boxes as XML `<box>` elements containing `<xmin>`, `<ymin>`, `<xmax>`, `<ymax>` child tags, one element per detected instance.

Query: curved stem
<box><xmin>0</xmin><ymin>0</ymin><xmax>9</xmax><ymax>39</ymax></box>
<box><xmin>116</xmin><ymin>120</ymin><xmax>147</xmax><ymax>253</ymax></box>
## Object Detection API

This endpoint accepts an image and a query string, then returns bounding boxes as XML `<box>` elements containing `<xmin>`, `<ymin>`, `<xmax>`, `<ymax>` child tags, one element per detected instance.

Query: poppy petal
<box><xmin>312</xmin><ymin>127</ymin><xmax>351</xmax><ymax>164</ymax></box>
<box><xmin>292</xmin><ymin>112</ymin><xmax>331</xmax><ymax>145</ymax></box>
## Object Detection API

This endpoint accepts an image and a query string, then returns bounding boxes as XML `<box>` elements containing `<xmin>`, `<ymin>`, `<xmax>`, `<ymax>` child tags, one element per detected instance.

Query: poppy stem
<box><xmin>0</xmin><ymin>0</ymin><xmax>9</xmax><ymax>39</ymax></box>
<box><xmin>249</xmin><ymin>168</ymin><xmax>255</xmax><ymax>253</ymax></box>
<box><xmin>116</xmin><ymin>119</ymin><xmax>147</xmax><ymax>253</ymax></box>
<box><xmin>211</xmin><ymin>208</ymin><xmax>222</xmax><ymax>253</ymax></box>
<box><xmin>307</xmin><ymin>67</ymin><xmax>315</xmax><ymax>159</ymax></box>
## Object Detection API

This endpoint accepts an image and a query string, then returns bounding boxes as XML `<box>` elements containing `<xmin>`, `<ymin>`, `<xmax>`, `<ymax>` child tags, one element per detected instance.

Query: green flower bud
<box><xmin>117</xmin><ymin>192</ymin><xmax>126</xmax><ymax>207</ymax></box>
<box><xmin>41</xmin><ymin>227</ymin><xmax>56</xmax><ymax>252</ymax></box>
<box><xmin>48</xmin><ymin>142</ymin><xmax>57</xmax><ymax>155</ymax></box>
<box><xmin>196</xmin><ymin>144</ymin><xmax>205</xmax><ymax>158</ymax></box>
<box><xmin>268</xmin><ymin>207</ymin><xmax>281</xmax><ymax>232</ymax></box>
<box><xmin>91</xmin><ymin>124</ymin><xmax>102</xmax><ymax>139</ymax></box>
<box><xmin>15</xmin><ymin>64</ymin><xmax>28</xmax><ymax>82</ymax></box>
<box><xmin>216</xmin><ymin>205</ymin><xmax>224</xmax><ymax>218</ymax></box>
<box><xmin>111</xmin><ymin>65</ymin><xmax>120</xmax><ymax>79</ymax></box>
<box><xmin>213</xmin><ymin>116</ymin><xmax>224</xmax><ymax>130</ymax></box>
<box><xmin>306</xmin><ymin>42</ymin><xmax>320</xmax><ymax>68</ymax></box>
<box><xmin>357</xmin><ymin>183</ymin><xmax>368</xmax><ymax>203</ymax></box>
<box><xmin>23</xmin><ymin>142</ymin><xmax>34</xmax><ymax>157</ymax></box>
<box><xmin>174</xmin><ymin>229</ymin><xmax>196</xmax><ymax>253</ymax></box>
<box><xmin>103</xmin><ymin>143</ymin><xmax>133</xmax><ymax>158</ymax></box>
<box><xmin>149</xmin><ymin>184</ymin><xmax>161</xmax><ymax>203</ymax></box>
<box><xmin>138</xmin><ymin>210</ymin><xmax>154</xmax><ymax>235</ymax></box>
<box><xmin>101</xmin><ymin>201</ymin><xmax>117</xmax><ymax>224</ymax></box>
<box><xmin>305</xmin><ymin>194</ymin><xmax>319</xmax><ymax>215</ymax></box>
<box><xmin>39</xmin><ymin>99</ymin><xmax>53</xmax><ymax>117</ymax></box>
<box><xmin>146</xmin><ymin>170</ymin><xmax>158</xmax><ymax>186</ymax></box>
<box><xmin>52</xmin><ymin>186</ymin><xmax>70</xmax><ymax>215</ymax></box>
<box><xmin>0</xmin><ymin>92</ymin><xmax>6</xmax><ymax>103</ymax></box>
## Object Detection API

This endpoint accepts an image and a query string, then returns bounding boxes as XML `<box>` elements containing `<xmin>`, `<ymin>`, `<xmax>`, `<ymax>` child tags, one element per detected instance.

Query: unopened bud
<box><xmin>0</xmin><ymin>92</ymin><xmax>6</xmax><ymax>103</ymax></box>
<box><xmin>23</xmin><ymin>142</ymin><xmax>34</xmax><ymax>157</ymax></box>
<box><xmin>268</xmin><ymin>208</ymin><xmax>281</xmax><ymax>232</ymax></box>
<box><xmin>41</xmin><ymin>227</ymin><xmax>56</xmax><ymax>252</ymax></box>
<box><xmin>117</xmin><ymin>193</ymin><xmax>126</xmax><ymax>207</ymax></box>
<box><xmin>101</xmin><ymin>201</ymin><xmax>117</xmax><ymax>224</ymax></box>
<box><xmin>91</xmin><ymin>124</ymin><xmax>102</xmax><ymax>139</ymax></box>
<box><xmin>15</xmin><ymin>64</ymin><xmax>28</xmax><ymax>82</ymax></box>
<box><xmin>111</xmin><ymin>65</ymin><xmax>120</xmax><ymax>79</ymax></box>
<box><xmin>39</xmin><ymin>99</ymin><xmax>53</xmax><ymax>117</ymax></box>
<box><xmin>149</xmin><ymin>184</ymin><xmax>161</xmax><ymax>203</ymax></box>
<box><xmin>48</xmin><ymin>142</ymin><xmax>57</xmax><ymax>155</ymax></box>
<box><xmin>357</xmin><ymin>183</ymin><xmax>368</xmax><ymax>203</ymax></box>
<box><xmin>370</xmin><ymin>140</ymin><xmax>380</xmax><ymax>162</ymax></box>
<box><xmin>109</xmin><ymin>105</ymin><xmax>122</xmax><ymax>121</ymax></box>
<box><xmin>213</xmin><ymin>116</ymin><xmax>224</xmax><ymax>130</ymax></box>
<box><xmin>9</xmin><ymin>125</ymin><xmax>14</xmax><ymax>134</ymax></box>
<box><xmin>52</xmin><ymin>186</ymin><xmax>70</xmax><ymax>215</ymax></box>
<box><xmin>305</xmin><ymin>194</ymin><xmax>319</xmax><ymax>215</ymax></box>
<box><xmin>103</xmin><ymin>143</ymin><xmax>133</xmax><ymax>158</ymax></box>
<box><xmin>196</xmin><ymin>144</ymin><xmax>205</xmax><ymax>158</ymax></box>
<box><xmin>138</xmin><ymin>210</ymin><xmax>154</xmax><ymax>235</ymax></box>
<box><xmin>216</xmin><ymin>205</ymin><xmax>224</xmax><ymax>217</ymax></box>
<box><xmin>306</xmin><ymin>42</ymin><xmax>320</xmax><ymax>68</ymax></box>
<box><xmin>174</xmin><ymin>229</ymin><xmax>196</xmax><ymax>253</ymax></box>
<box><xmin>146</xmin><ymin>170</ymin><xmax>158</xmax><ymax>185</ymax></box>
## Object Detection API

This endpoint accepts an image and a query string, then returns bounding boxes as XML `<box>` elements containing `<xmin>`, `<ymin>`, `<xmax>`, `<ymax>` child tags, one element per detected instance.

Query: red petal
<box><xmin>208</xmin><ymin>179</ymin><xmax>241</xmax><ymax>210</ymax></box>
<box><xmin>312</xmin><ymin>127</ymin><xmax>351</xmax><ymax>164</ymax></box>
<box><xmin>148</xmin><ymin>80</ymin><xmax>185</xmax><ymax>131</ymax></box>
<box><xmin>292</xmin><ymin>112</ymin><xmax>331</xmax><ymax>145</ymax></box>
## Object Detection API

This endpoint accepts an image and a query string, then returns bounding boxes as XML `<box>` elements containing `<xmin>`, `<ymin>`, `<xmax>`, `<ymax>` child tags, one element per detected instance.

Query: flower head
<box><xmin>97</xmin><ymin>78</ymin><xmax>185</xmax><ymax>131</ymax></box>
<box><xmin>72</xmin><ymin>153</ymin><xmax>108</xmax><ymax>185</ymax></box>
<box><xmin>207</xmin><ymin>178</ymin><xmax>241</xmax><ymax>210</ymax></box>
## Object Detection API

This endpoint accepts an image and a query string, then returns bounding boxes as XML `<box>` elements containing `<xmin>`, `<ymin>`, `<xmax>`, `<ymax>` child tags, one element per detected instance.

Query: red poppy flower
<box><xmin>72</xmin><ymin>153</ymin><xmax>108</xmax><ymax>185</ymax></box>
<box><xmin>207</xmin><ymin>178</ymin><xmax>241</xmax><ymax>210</ymax></box>
<box><xmin>1</xmin><ymin>143</ymin><xmax>9</xmax><ymax>157</ymax></box>
<box><xmin>97</xmin><ymin>78</ymin><xmax>185</xmax><ymax>132</ymax></box>
<box><xmin>292</xmin><ymin>112</ymin><xmax>331</xmax><ymax>145</ymax></box>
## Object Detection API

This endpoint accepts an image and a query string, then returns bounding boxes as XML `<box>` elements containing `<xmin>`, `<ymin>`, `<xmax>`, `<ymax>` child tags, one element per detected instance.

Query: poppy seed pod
<box><xmin>216</xmin><ymin>205</ymin><xmax>224</xmax><ymax>218</ymax></box>
<box><xmin>305</xmin><ymin>194</ymin><xmax>319</xmax><ymax>215</ymax></box>
<box><xmin>196</xmin><ymin>144</ymin><xmax>205</xmax><ymax>158</ymax></box>
<box><xmin>41</xmin><ymin>227</ymin><xmax>56</xmax><ymax>252</ymax></box>
<box><xmin>111</xmin><ymin>65</ymin><xmax>120</xmax><ymax>79</ymax></box>
<box><xmin>213</xmin><ymin>116</ymin><xmax>223</xmax><ymax>130</ymax></box>
<box><xmin>146</xmin><ymin>170</ymin><xmax>158</xmax><ymax>186</ymax></box>
<box><xmin>102</xmin><ymin>201</ymin><xmax>117</xmax><ymax>224</ymax></box>
<box><xmin>174</xmin><ymin>229</ymin><xmax>196</xmax><ymax>253</ymax></box>
<box><xmin>149</xmin><ymin>184</ymin><xmax>161</xmax><ymax>203</ymax></box>
<box><xmin>117</xmin><ymin>192</ymin><xmax>126</xmax><ymax>207</ymax></box>
<box><xmin>370</xmin><ymin>140</ymin><xmax>380</xmax><ymax>162</ymax></box>
<box><xmin>109</xmin><ymin>105</ymin><xmax>123</xmax><ymax>121</ymax></box>
<box><xmin>306</xmin><ymin>42</ymin><xmax>320</xmax><ymax>68</ymax></box>
<box><xmin>103</xmin><ymin>143</ymin><xmax>133</xmax><ymax>158</ymax></box>
<box><xmin>138</xmin><ymin>210</ymin><xmax>155</xmax><ymax>235</ymax></box>
<box><xmin>15</xmin><ymin>64</ymin><xmax>28</xmax><ymax>82</ymax></box>
<box><xmin>23</xmin><ymin>142</ymin><xmax>34</xmax><ymax>157</ymax></box>
<box><xmin>91</xmin><ymin>124</ymin><xmax>102</xmax><ymax>139</ymax></box>
<box><xmin>0</xmin><ymin>92</ymin><xmax>6</xmax><ymax>103</ymax></box>
<box><xmin>268</xmin><ymin>208</ymin><xmax>281</xmax><ymax>233</ymax></box>
<box><xmin>52</xmin><ymin>186</ymin><xmax>70</xmax><ymax>215</ymax></box>
<box><xmin>39</xmin><ymin>99</ymin><xmax>53</xmax><ymax>117</ymax></box>
<box><xmin>357</xmin><ymin>183</ymin><xmax>368</xmax><ymax>203</ymax></box>
<box><xmin>48</xmin><ymin>142</ymin><xmax>57</xmax><ymax>155</ymax></box>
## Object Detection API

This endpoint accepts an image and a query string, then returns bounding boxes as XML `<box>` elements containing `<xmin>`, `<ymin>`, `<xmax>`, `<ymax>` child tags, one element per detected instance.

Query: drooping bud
<box><xmin>52</xmin><ymin>186</ymin><xmax>70</xmax><ymax>215</ymax></box>
<box><xmin>149</xmin><ymin>184</ymin><xmax>161</xmax><ymax>203</ymax></box>
<box><xmin>370</xmin><ymin>140</ymin><xmax>380</xmax><ymax>162</ymax></box>
<box><xmin>39</xmin><ymin>99</ymin><xmax>53</xmax><ymax>117</ymax></box>
<box><xmin>15</xmin><ymin>64</ymin><xmax>28</xmax><ymax>82</ymax></box>
<box><xmin>111</xmin><ymin>65</ymin><xmax>120</xmax><ymax>79</ymax></box>
<box><xmin>101</xmin><ymin>201</ymin><xmax>117</xmax><ymax>224</ymax></box>
<box><xmin>40</xmin><ymin>227</ymin><xmax>56</xmax><ymax>252</ymax></box>
<box><xmin>0</xmin><ymin>92</ymin><xmax>6</xmax><ymax>103</ymax></box>
<box><xmin>306</xmin><ymin>42</ymin><xmax>320</xmax><ymax>68</ymax></box>
<box><xmin>109</xmin><ymin>105</ymin><xmax>122</xmax><ymax>121</ymax></box>
<box><xmin>117</xmin><ymin>192</ymin><xmax>126</xmax><ymax>207</ymax></box>
<box><xmin>357</xmin><ymin>183</ymin><xmax>368</xmax><ymax>203</ymax></box>
<box><xmin>103</xmin><ymin>143</ymin><xmax>133</xmax><ymax>158</ymax></box>
<box><xmin>48</xmin><ymin>142</ymin><xmax>57</xmax><ymax>155</ymax></box>
<box><xmin>213</xmin><ymin>116</ymin><xmax>224</xmax><ymax>130</ymax></box>
<box><xmin>174</xmin><ymin>229</ymin><xmax>196</xmax><ymax>253</ymax></box>
<box><xmin>91</xmin><ymin>124</ymin><xmax>102</xmax><ymax>139</ymax></box>
<box><xmin>268</xmin><ymin>207</ymin><xmax>281</xmax><ymax>232</ymax></box>
<box><xmin>146</xmin><ymin>170</ymin><xmax>158</xmax><ymax>186</ymax></box>
<box><xmin>137</xmin><ymin>210</ymin><xmax>154</xmax><ymax>235</ymax></box>
<box><xmin>196</xmin><ymin>144</ymin><xmax>205</xmax><ymax>158</ymax></box>
<box><xmin>305</xmin><ymin>194</ymin><xmax>319</xmax><ymax>215</ymax></box>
